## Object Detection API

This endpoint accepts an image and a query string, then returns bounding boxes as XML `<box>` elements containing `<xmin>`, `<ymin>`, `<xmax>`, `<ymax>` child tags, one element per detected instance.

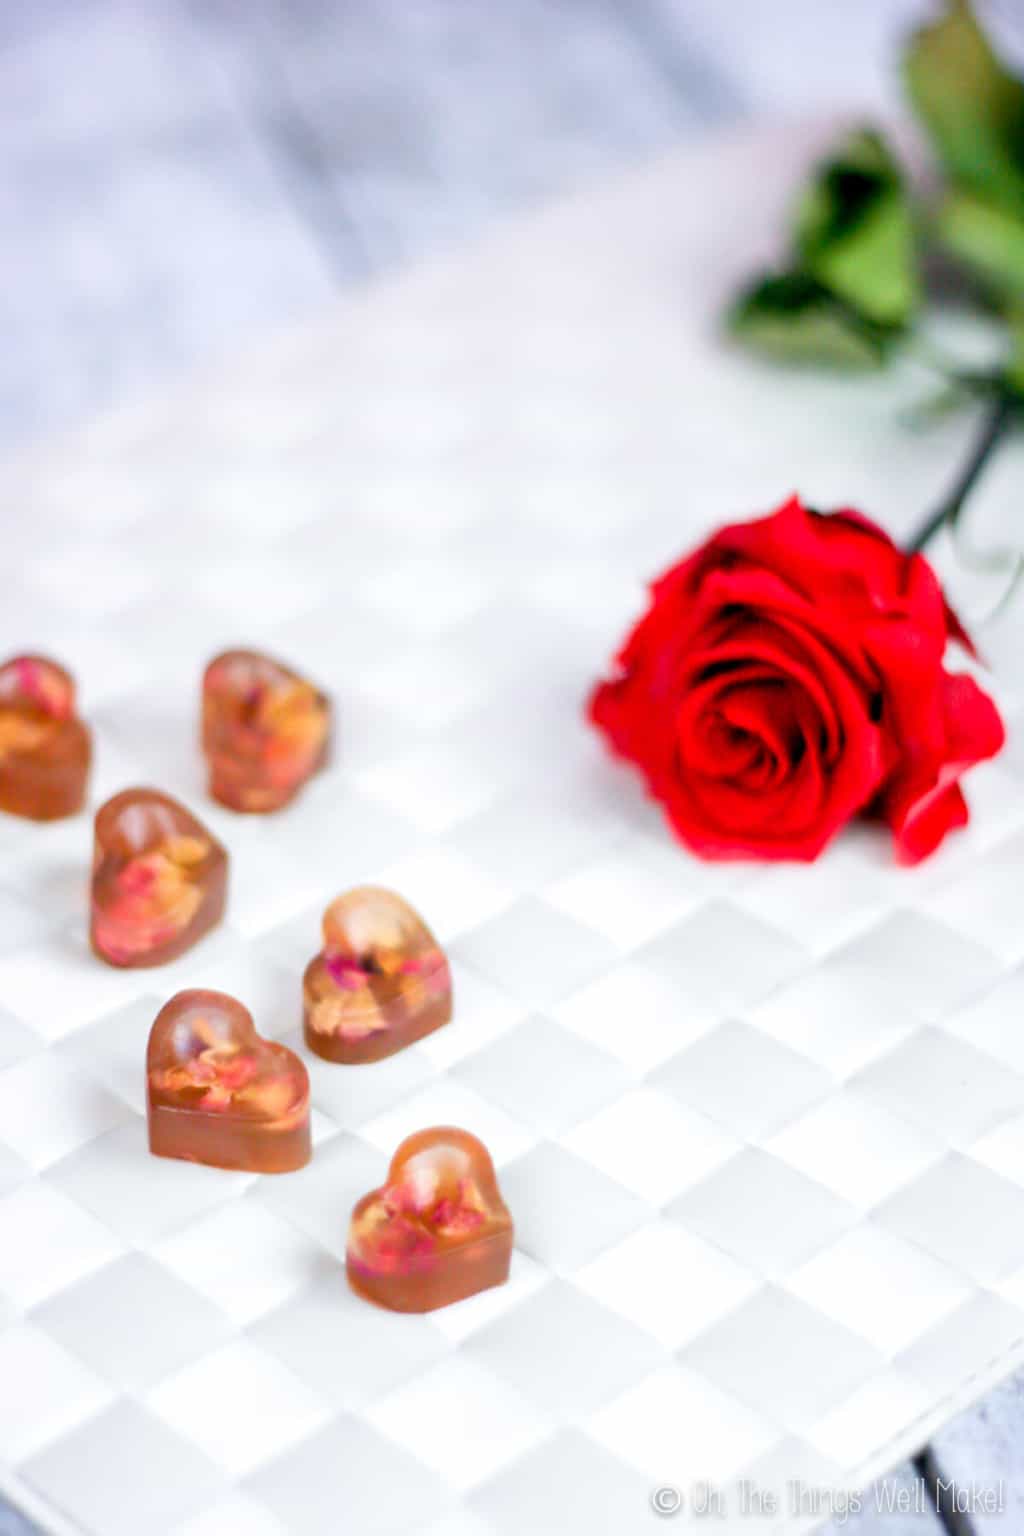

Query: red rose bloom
<box><xmin>589</xmin><ymin>496</ymin><xmax>1004</xmax><ymax>863</ymax></box>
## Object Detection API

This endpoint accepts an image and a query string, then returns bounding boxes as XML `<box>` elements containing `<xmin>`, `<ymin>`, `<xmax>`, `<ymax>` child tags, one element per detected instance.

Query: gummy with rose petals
<box><xmin>347</xmin><ymin>1127</ymin><xmax>513</xmax><ymax>1311</ymax></box>
<box><xmin>147</xmin><ymin>989</ymin><xmax>311</xmax><ymax>1173</ymax></box>
<box><xmin>303</xmin><ymin>886</ymin><xmax>452</xmax><ymax>1063</ymax></box>
<box><xmin>202</xmin><ymin>648</ymin><xmax>330</xmax><ymax>813</ymax></box>
<box><xmin>90</xmin><ymin>788</ymin><xmax>227</xmax><ymax>967</ymax></box>
<box><xmin>0</xmin><ymin>655</ymin><xmax>91</xmax><ymax>820</ymax></box>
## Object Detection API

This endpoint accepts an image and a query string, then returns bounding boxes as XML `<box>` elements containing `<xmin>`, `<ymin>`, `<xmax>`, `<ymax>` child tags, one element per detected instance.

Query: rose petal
<box><xmin>894</xmin><ymin>783</ymin><xmax>969</xmax><ymax>865</ymax></box>
<box><xmin>888</xmin><ymin>671</ymin><xmax>1005</xmax><ymax>862</ymax></box>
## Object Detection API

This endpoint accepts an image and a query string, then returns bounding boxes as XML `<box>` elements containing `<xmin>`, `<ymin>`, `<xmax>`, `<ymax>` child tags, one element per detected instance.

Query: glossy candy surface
<box><xmin>0</xmin><ymin>655</ymin><xmax>91</xmax><ymax>820</ymax></box>
<box><xmin>303</xmin><ymin>886</ymin><xmax>452</xmax><ymax>1063</ymax></box>
<box><xmin>147</xmin><ymin>989</ymin><xmax>310</xmax><ymax>1173</ymax></box>
<box><xmin>91</xmin><ymin>788</ymin><xmax>228</xmax><ymax>967</ymax></box>
<box><xmin>347</xmin><ymin>1127</ymin><xmax>512</xmax><ymax>1311</ymax></box>
<box><xmin>202</xmin><ymin>649</ymin><xmax>330</xmax><ymax>813</ymax></box>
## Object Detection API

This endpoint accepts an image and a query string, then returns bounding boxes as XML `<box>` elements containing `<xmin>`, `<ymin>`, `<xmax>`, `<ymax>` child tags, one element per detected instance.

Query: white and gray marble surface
<box><xmin>1</xmin><ymin>4</ymin><xmax>1023</xmax><ymax>1533</ymax></box>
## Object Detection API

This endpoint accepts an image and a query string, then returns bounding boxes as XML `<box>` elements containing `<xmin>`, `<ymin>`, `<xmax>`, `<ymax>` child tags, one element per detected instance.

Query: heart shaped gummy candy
<box><xmin>91</xmin><ymin>788</ymin><xmax>227</xmax><ymax>967</ymax></box>
<box><xmin>303</xmin><ymin>887</ymin><xmax>452</xmax><ymax>1063</ymax></box>
<box><xmin>147</xmin><ymin>989</ymin><xmax>311</xmax><ymax>1173</ymax></box>
<box><xmin>0</xmin><ymin>655</ymin><xmax>91</xmax><ymax>821</ymax></box>
<box><xmin>347</xmin><ymin>1127</ymin><xmax>512</xmax><ymax>1312</ymax></box>
<box><xmin>202</xmin><ymin>648</ymin><xmax>330</xmax><ymax>813</ymax></box>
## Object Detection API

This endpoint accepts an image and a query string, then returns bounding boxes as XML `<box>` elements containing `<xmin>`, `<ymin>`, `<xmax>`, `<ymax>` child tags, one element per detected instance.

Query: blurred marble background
<box><xmin>7</xmin><ymin>0</ymin><xmax>1011</xmax><ymax>453</ymax></box>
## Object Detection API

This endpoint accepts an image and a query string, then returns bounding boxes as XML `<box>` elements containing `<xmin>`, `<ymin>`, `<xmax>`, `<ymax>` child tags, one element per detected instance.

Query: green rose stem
<box><xmin>906</xmin><ymin>394</ymin><xmax>1016</xmax><ymax>553</ymax></box>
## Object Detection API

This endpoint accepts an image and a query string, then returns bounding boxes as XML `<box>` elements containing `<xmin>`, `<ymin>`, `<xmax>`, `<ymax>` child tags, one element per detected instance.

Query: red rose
<box><xmin>589</xmin><ymin>496</ymin><xmax>1004</xmax><ymax>863</ymax></box>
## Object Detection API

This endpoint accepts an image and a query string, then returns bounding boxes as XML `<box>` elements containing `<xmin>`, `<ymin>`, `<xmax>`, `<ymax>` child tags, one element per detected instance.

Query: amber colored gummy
<box><xmin>303</xmin><ymin>886</ymin><xmax>452</xmax><ymax>1064</ymax></box>
<box><xmin>0</xmin><ymin>655</ymin><xmax>91</xmax><ymax>821</ymax></box>
<box><xmin>147</xmin><ymin>989</ymin><xmax>311</xmax><ymax>1173</ymax></box>
<box><xmin>90</xmin><ymin>788</ymin><xmax>228</xmax><ymax>968</ymax></box>
<box><xmin>202</xmin><ymin>648</ymin><xmax>330</xmax><ymax>813</ymax></box>
<box><xmin>347</xmin><ymin>1127</ymin><xmax>513</xmax><ymax>1312</ymax></box>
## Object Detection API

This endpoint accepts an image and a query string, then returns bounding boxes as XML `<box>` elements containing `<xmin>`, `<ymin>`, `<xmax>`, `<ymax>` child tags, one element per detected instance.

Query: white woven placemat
<box><xmin>1</xmin><ymin>123</ymin><xmax>1023</xmax><ymax>1536</ymax></box>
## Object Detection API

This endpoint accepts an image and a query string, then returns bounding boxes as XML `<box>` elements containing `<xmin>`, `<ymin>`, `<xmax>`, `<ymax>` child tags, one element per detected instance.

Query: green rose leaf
<box><xmin>904</xmin><ymin>0</ymin><xmax>1024</xmax><ymax>217</ymax></box>
<box><xmin>905</xmin><ymin>0</ymin><xmax>1024</xmax><ymax>306</ymax></box>
<box><xmin>795</xmin><ymin>129</ymin><xmax>919</xmax><ymax>327</ymax></box>
<box><xmin>938</xmin><ymin>188</ymin><xmax>1024</xmax><ymax>302</ymax></box>
<box><xmin>727</xmin><ymin>129</ymin><xmax>915</xmax><ymax>367</ymax></box>
<box><xmin>728</xmin><ymin>272</ymin><xmax>890</xmax><ymax>369</ymax></box>
<box><xmin>1007</xmin><ymin>311</ymin><xmax>1024</xmax><ymax>392</ymax></box>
